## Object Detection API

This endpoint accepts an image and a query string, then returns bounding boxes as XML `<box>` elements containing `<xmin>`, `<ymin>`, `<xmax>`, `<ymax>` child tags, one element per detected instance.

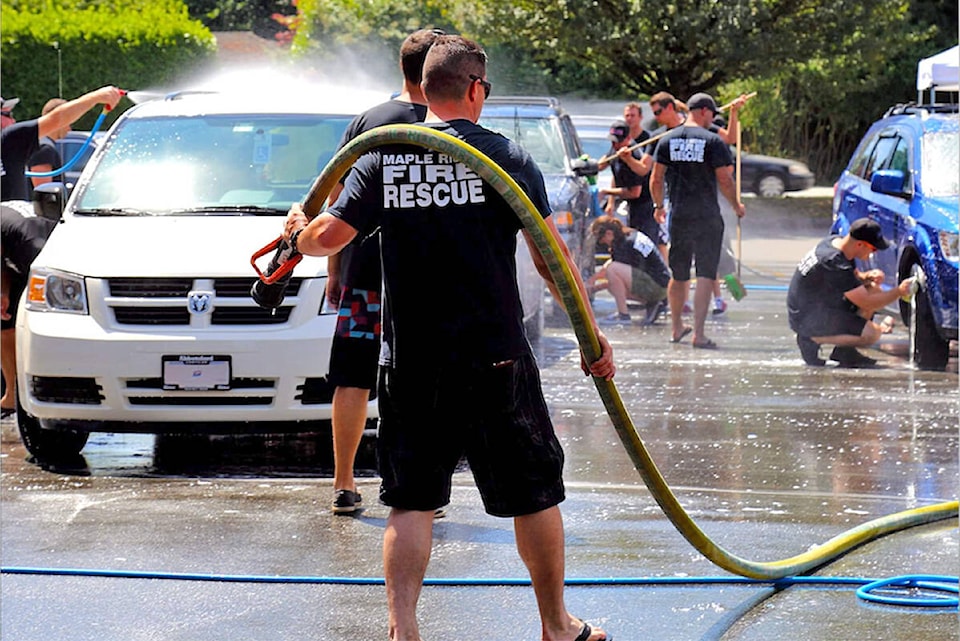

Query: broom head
<box><xmin>723</xmin><ymin>273</ymin><xmax>747</xmax><ymax>301</ymax></box>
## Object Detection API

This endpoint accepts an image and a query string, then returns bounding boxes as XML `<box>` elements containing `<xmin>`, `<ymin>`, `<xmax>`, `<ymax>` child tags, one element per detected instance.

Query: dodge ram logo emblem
<box><xmin>187</xmin><ymin>291</ymin><xmax>213</xmax><ymax>315</ymax></box>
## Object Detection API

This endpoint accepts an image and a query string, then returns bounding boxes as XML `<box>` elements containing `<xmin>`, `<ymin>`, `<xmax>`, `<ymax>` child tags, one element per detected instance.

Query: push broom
<box><xmin>723</xmin><ymin>121</ymin><xmax>747</xmax><ymax>301</ymax></box>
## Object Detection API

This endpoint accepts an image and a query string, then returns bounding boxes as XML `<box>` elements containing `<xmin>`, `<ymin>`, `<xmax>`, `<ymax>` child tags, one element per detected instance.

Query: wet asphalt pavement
<box><xmin>1</xmin><ymin>197</ymin><xmax>958</xmax><ymax>640</ymax></box>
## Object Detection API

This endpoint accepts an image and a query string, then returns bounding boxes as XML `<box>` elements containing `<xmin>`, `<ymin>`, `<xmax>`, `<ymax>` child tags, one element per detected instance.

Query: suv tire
<box><xmin>909</xmin><ymin>277</ymin><xmax>951</xmax><ymax>371</ymax></box>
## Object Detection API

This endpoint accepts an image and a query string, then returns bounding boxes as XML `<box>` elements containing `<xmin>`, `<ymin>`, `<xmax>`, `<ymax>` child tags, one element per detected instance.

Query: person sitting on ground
<box><xmin>588</xmin><ymin>215</ymin><xmax>670</xmax><ymax>326</ymax></box>
<box><xmin>787</xmin><ymin>218</ymin><xmax>911</xmax><ymax>368</ymax></box>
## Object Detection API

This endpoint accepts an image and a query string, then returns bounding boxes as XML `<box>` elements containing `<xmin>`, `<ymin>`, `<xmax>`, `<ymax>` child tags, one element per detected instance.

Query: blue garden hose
<box><xmin>24</xmin><ymin>109</ymin><xmax>108</xmax><ymax>178</ymax></box>
<box><xmin>1</xmin><ymin>566</ymin><xmax>956</xmax><ymax>609</ymax></box>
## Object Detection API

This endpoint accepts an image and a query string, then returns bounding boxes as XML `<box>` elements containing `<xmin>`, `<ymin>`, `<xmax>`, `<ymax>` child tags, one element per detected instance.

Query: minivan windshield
<box><xmin>75</xmin><ymin>114</ymin><xmax>353</xmax><ymax>215</ymax></box>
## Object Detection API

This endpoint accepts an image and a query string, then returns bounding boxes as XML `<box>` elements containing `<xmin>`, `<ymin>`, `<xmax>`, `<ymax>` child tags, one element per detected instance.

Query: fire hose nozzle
<box><xmin>250</xmin><ymin>236</ymin><xmax>303</xmax><ymax>309</ymax></box>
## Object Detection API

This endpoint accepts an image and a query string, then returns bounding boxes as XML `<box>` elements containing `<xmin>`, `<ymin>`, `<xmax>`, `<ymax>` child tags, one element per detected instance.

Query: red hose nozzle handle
<box><xmin>251</xmin><ymin>236</ymin><xmax>303</xmax><ymax>284</ymax></box>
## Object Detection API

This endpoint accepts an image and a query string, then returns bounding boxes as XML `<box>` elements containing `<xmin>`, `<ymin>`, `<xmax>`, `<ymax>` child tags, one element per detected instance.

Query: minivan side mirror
<box><xmin>870</xmin><ymin>169</ymin><xmax>911</xmax><ymax>198</ymax></box>
<box><xmin>33</xmin><ymin>182</ymin><xmax>67</xmax><ymax>222</ymax></box>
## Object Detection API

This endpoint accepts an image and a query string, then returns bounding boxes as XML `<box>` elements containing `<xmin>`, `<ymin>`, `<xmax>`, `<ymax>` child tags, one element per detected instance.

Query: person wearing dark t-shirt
<box><xmin>282</xmin><ymin>34</ymin><xmax>614</xmax><ymax>641</ymax></box>
<box><xmin>650</xmin><ymin>92</ymin><xmax>745</xmax><ymax>349</ymax></box>
<box><xmin>319</xmin><ymin>28</ymin><xmax>440</xmax><ymax>516</ymax></box>
<box><xmin>787</xmin><ymin>218</ymin><xmax>913</xmax><ymax>367</ymax></box>
<box><xmin>588</xmin><ymin>215</ymin><xmax>669</xmax><ymax>326</ymax></box>
<box><xmin>1</xmin><ymin>205</ymin><xmax>57</xmax><ymax>415</ymax></box>
<box><xmin>26</xmin><ymin>98</ymin><xmax>68</xmax><ymax>197</ymax></box>
<box><xmin>1</xmin><ymin>86</ymin><xmax>122</xmax><ymax>201</ymax></box>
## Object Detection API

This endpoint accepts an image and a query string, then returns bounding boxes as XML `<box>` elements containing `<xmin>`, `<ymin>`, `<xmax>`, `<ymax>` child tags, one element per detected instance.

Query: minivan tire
<box><xmin>16</xmin><ymin>394</ymin><xmax>89</xmax><ymax>461</ymax></box>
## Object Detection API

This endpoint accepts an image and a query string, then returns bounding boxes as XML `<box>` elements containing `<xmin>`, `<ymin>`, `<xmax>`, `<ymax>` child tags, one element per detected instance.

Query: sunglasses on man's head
<box><xmin>469</xmin><ymin>74</ymin><xmax>491</xmax><ymax>99</ymax></box>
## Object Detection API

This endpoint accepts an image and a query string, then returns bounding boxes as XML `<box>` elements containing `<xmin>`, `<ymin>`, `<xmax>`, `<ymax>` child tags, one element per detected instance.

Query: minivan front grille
<box><xmin>105</xmin><ymin>277</ymin><xmax>309</xmax><ymax>326</ymax></box>
<box><xmin>109</xmin><ymin>278</ymin><xmax>192</xmax><ymax>297</ymax></box>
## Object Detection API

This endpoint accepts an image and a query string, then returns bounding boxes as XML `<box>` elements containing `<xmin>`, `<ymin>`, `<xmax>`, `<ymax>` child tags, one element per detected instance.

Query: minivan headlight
<box><xmin>25</xmin><ymin>268</ymin><xmax>88</xmax><ymax>314</ymax></box>
<box><xmin>940</xmin><ymin>230</ymin><xmax>959</xmax><ymax>263</ymax></box>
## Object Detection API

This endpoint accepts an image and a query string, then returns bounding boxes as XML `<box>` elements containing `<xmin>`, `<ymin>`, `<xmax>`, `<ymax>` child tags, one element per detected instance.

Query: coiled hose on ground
<box><xmin>299</xmin><ymin>124</ymin><xmax>957</xmax><ymax>581</ymax></box>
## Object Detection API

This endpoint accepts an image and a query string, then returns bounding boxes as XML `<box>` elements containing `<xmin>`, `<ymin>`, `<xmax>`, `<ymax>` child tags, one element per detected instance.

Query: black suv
<box><xmin>479</xmin><ymin>97</ymin><xmax>597</xmax><ymax>281</ymax></box>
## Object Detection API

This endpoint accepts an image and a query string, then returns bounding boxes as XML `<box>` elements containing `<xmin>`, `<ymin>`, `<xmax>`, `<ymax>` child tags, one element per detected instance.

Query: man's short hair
<box><xmin>649</xmin><ymin>91</ymin><xmax>676</xmax><ymax>110</ymax></box>
<box><xmin>41</xmin><ymin>98</ymin><xmax>66</xmax><ymax>116</ymax></box>
<box><xmin>422</xmin><ymin>35</ymin><xmax>487</xmax><ymax>103</ymax></box>
<box><xmin>399</xmin><ymin>28</ymin><xmax>445</xmax><ymax>85</ymax></box>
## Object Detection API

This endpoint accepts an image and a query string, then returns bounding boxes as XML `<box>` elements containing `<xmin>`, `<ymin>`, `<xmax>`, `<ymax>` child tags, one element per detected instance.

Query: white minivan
<box><xmin>16</xmin><ymin>91</ymin><xmax>545</xmax><ymax>461</ymax></box>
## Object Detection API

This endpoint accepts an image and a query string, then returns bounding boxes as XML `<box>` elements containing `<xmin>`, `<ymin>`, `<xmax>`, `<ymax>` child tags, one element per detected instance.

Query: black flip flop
<box><xmin>0</xmin><ymin>407</ymin><xmax>15</xmax><ymax>419</ymax></box>
<box><xmin>574</xmin><ymin>620</ymin><xmax>612</xmax><ymax>641</ymax></box>
<box><xmin>670</xmin><ymin>326</ymin><xmax>692</xmax><ymax>343</ymax></box>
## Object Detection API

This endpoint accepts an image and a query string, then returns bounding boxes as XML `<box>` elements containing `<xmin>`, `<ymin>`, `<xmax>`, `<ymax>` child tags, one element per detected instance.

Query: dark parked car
<box><xmin>737</xmin><ymin>148</ymin><xmax>815</xmax><ymax>197</ymax></box>
<box><xmin>479</xmin><ymin>97</ymin><xmax>598</xmax><ymax>282</ymax></box>
<box><xmin>831</xmin><ymin>102</ymin><xmax>958</xmax><ymax>370</ymax></box>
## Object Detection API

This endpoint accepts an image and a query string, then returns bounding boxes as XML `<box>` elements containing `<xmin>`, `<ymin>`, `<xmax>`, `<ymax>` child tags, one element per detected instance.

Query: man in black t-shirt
<box><xmin>1</xmin><ymin>205</ymin><xmax>57</xmax><ymax>414</ymax></box>
<box><xmin>26</xmin><ymin>98</ymin><xmax>68</xmax><ymax>198</ymax></box>
<box><xmin>283</xmin><ymin>34</ymin><xmax>614</xmax><ymax>641</ymax></box>
<box><xmin>1</xmin><ymin>86</ymin><xmax>122</xmax><ymax>202</ymax></box>
<box><xmin>651</xmin><ymin>92</ymin><xmax>745</xmax><ymax>349</ymax></box>
<box><xmin>319</xmin><ymin>28</ymin><xmax>441</xmax><ymax>516</ymax></box>
<box><xmin>787</xmin><ymin>218</ymin><xmax>914</xmax><ymax>367</ymax></box>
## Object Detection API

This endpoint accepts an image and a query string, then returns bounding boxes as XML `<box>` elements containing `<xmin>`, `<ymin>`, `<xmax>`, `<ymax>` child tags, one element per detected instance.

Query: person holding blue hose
<box><xmin>1</xmin><ymin>85</ymin><xmax>123</xmax><ymax>202</ymax></box>
<box><xmin>283</xmin><ymin>34</ymin><xmax>614</xmax><ymax>641</ymax></box>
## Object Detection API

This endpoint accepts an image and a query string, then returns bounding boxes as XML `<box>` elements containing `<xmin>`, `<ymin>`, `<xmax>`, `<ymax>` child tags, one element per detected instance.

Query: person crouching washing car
<box><xmin>787</xmin><ymin>218</ymin><xmax>913</xmax><ymax>368</ymax></box>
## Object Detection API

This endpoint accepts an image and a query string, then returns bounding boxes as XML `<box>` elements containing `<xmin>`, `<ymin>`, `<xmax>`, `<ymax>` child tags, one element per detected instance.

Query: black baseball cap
<box><xmin>686</xmin><ymin>93</ymin><xmax>718</xmax><ymax>114</ymax></box>
<box><xmin>849</xmin><ymin>218</ymin><xmax>889</xmax><ymax>250</ymax></box>
<box><xmin>608</xmin><ymin>119</ymin><xmax>629</xmax><ymax>142</ymax></box>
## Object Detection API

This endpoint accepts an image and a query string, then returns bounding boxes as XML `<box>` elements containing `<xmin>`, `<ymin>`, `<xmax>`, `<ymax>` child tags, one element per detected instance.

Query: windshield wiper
<box><xmin>74</xmin><ymin>207</ymin><xmax>157</xmax><ymax>216</ymax></box>
<box><xmin>165</xmin><ymin>205</ymin><xmax>288</xmax><ymax>215</ymax></box>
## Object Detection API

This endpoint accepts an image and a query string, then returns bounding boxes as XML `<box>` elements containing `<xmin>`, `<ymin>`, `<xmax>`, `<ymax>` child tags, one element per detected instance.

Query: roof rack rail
<box><xmin>883</xmin><ymin>102</ymin><xmax>959</xmax><ymax>117</ymax></box>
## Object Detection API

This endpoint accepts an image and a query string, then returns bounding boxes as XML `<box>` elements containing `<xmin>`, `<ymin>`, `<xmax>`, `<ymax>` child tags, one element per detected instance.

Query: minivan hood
<box><xmin>35</xmin><ymin>215</ymin><xmax>327</xmax><ymax>278</ymax></box>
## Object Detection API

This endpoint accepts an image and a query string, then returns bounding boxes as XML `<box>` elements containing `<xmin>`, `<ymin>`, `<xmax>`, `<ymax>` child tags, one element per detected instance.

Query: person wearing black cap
<box><xmin>787</xmin><ymin>218</ymin><xmax>915</xmax><ymax>367</ymax></box>
<box><xmin>597</xmin><ymin>120</ymin><xmax>644</xmax><ymax>227</ymax></box>
<box><xmin>650</xmin><ymin>92</ymin><xmax>745</xmax><ymax>349</ymax></box>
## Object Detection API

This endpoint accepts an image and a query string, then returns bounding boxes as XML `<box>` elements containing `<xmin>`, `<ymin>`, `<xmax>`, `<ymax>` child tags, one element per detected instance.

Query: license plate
<box><xmin>162</xmin><ymin>355</ymin><xmax>231</xmax><ymax>391</ymax></box>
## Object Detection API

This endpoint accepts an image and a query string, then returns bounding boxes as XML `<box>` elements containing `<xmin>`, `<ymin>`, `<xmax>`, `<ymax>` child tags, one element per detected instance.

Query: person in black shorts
<box><xmin>322</xmin><ymin>28</ymin><xmax>442</xmax><ymax>515</ymax></box>
<box><xmin>650</xmin><ymin>92</ymin><xmax>745</xmax><ymax>349</ymax></box>
<box><xmin>1</xmin><ymin>204</ymin><xmax>57</xmax><ymax>415</ymax></box>
<box><xmin>787</xmin><ymin>219</ymin><xmax>913</xmax><ymax>367</ymax></box>
<box><xmin>283</xmin><ymin>34</ymin><xmax>615</xmax><ymax>641</ymax></box>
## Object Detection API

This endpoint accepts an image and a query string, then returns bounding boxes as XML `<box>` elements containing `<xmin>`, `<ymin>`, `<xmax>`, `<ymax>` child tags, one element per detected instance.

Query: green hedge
<box><xmin>1</xmin><ymin>0</ymin><xmax>216</xmax><ymax>128</ymax></box>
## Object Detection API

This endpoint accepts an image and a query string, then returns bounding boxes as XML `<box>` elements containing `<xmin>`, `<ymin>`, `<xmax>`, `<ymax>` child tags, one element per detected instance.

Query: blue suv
<box><xmin>832</xmin><ymin>103</ymin><xmax>958</xmax><ymax>369</ymax></box>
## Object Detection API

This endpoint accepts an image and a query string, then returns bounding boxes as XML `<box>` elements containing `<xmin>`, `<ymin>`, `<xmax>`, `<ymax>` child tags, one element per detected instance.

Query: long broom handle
<box><xmin>736</xmin><ymin>121</ymin><xmax>743</xmax><ymax>280</ymax></box>
<box><xmin>597</xmin><ymin>127</ymin><xmax>674</xmax><ymax>164</ymax></box>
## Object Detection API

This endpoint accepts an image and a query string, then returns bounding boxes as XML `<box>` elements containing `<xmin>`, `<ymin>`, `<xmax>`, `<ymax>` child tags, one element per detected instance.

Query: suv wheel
<box><xmin>755</xmin><ymin>174</ymin><xmax>786</xmax><ymax>198</ymax></box>
<box><xmin>908</xmin><ymin>277</ymin><xmax>950</xmax><ymax>371</ymax></box>
<box><xmin>16</xmin><ymin>394</ymin><xmax>88</xmax><ymax>461</ymax></box>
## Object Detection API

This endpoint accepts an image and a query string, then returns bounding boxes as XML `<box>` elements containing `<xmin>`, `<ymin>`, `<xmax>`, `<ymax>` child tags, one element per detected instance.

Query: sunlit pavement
<box><xmin>2</xmin><ymin>201</ymin><xmax>957</xmax><ymax>640</ymax></box>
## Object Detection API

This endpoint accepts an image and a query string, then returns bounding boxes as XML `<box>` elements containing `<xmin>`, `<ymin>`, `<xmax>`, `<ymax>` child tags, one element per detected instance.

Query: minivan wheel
<box><xmin>755</xmin><ymin>174</ymin><xmax>786</xmax><ymax>198</ymax></box>
<box><xmin>16</xmin><ymin>394</ymin><xmax>88</xmax><ymax>460</ymax></box>
<box><xmin>910</xmin><ymin>279</ymin><xmax>950</xmax><ymax>371</ymax></box>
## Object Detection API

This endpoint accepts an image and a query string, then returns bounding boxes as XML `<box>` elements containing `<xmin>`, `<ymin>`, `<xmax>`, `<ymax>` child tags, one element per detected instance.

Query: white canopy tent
<box><xmin>917</xmin><ymin>45</ymin><xmax>959</xmax><ymax>103</ymax></box>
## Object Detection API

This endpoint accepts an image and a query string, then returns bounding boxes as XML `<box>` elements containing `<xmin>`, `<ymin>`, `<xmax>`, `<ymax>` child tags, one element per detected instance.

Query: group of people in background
<box><xmin>590</xmin><ymin>91</ymin><xmax>748</xmax><ymax>350</ymax></box>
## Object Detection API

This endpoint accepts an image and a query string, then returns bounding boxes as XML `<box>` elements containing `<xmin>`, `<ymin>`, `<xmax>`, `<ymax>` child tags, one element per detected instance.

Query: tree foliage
<box><xmin>1</xmin><ymin>0</ymin><xmax>216</xmax><ymax>126</ymax></box>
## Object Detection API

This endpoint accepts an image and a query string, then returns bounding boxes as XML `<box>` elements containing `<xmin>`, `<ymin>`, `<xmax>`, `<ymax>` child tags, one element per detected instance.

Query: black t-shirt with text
<box><xmin>329</xmin><ymin>119</ymin><xmax>551</xmax><ymax>370</ymax></box>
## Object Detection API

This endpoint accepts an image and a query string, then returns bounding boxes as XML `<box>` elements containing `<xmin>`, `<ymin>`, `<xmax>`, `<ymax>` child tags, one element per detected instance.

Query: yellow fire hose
<box><xmin>300</xmin><ymin>124</ymin><xmax>958</xmax><ymax>580</ymax></box>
